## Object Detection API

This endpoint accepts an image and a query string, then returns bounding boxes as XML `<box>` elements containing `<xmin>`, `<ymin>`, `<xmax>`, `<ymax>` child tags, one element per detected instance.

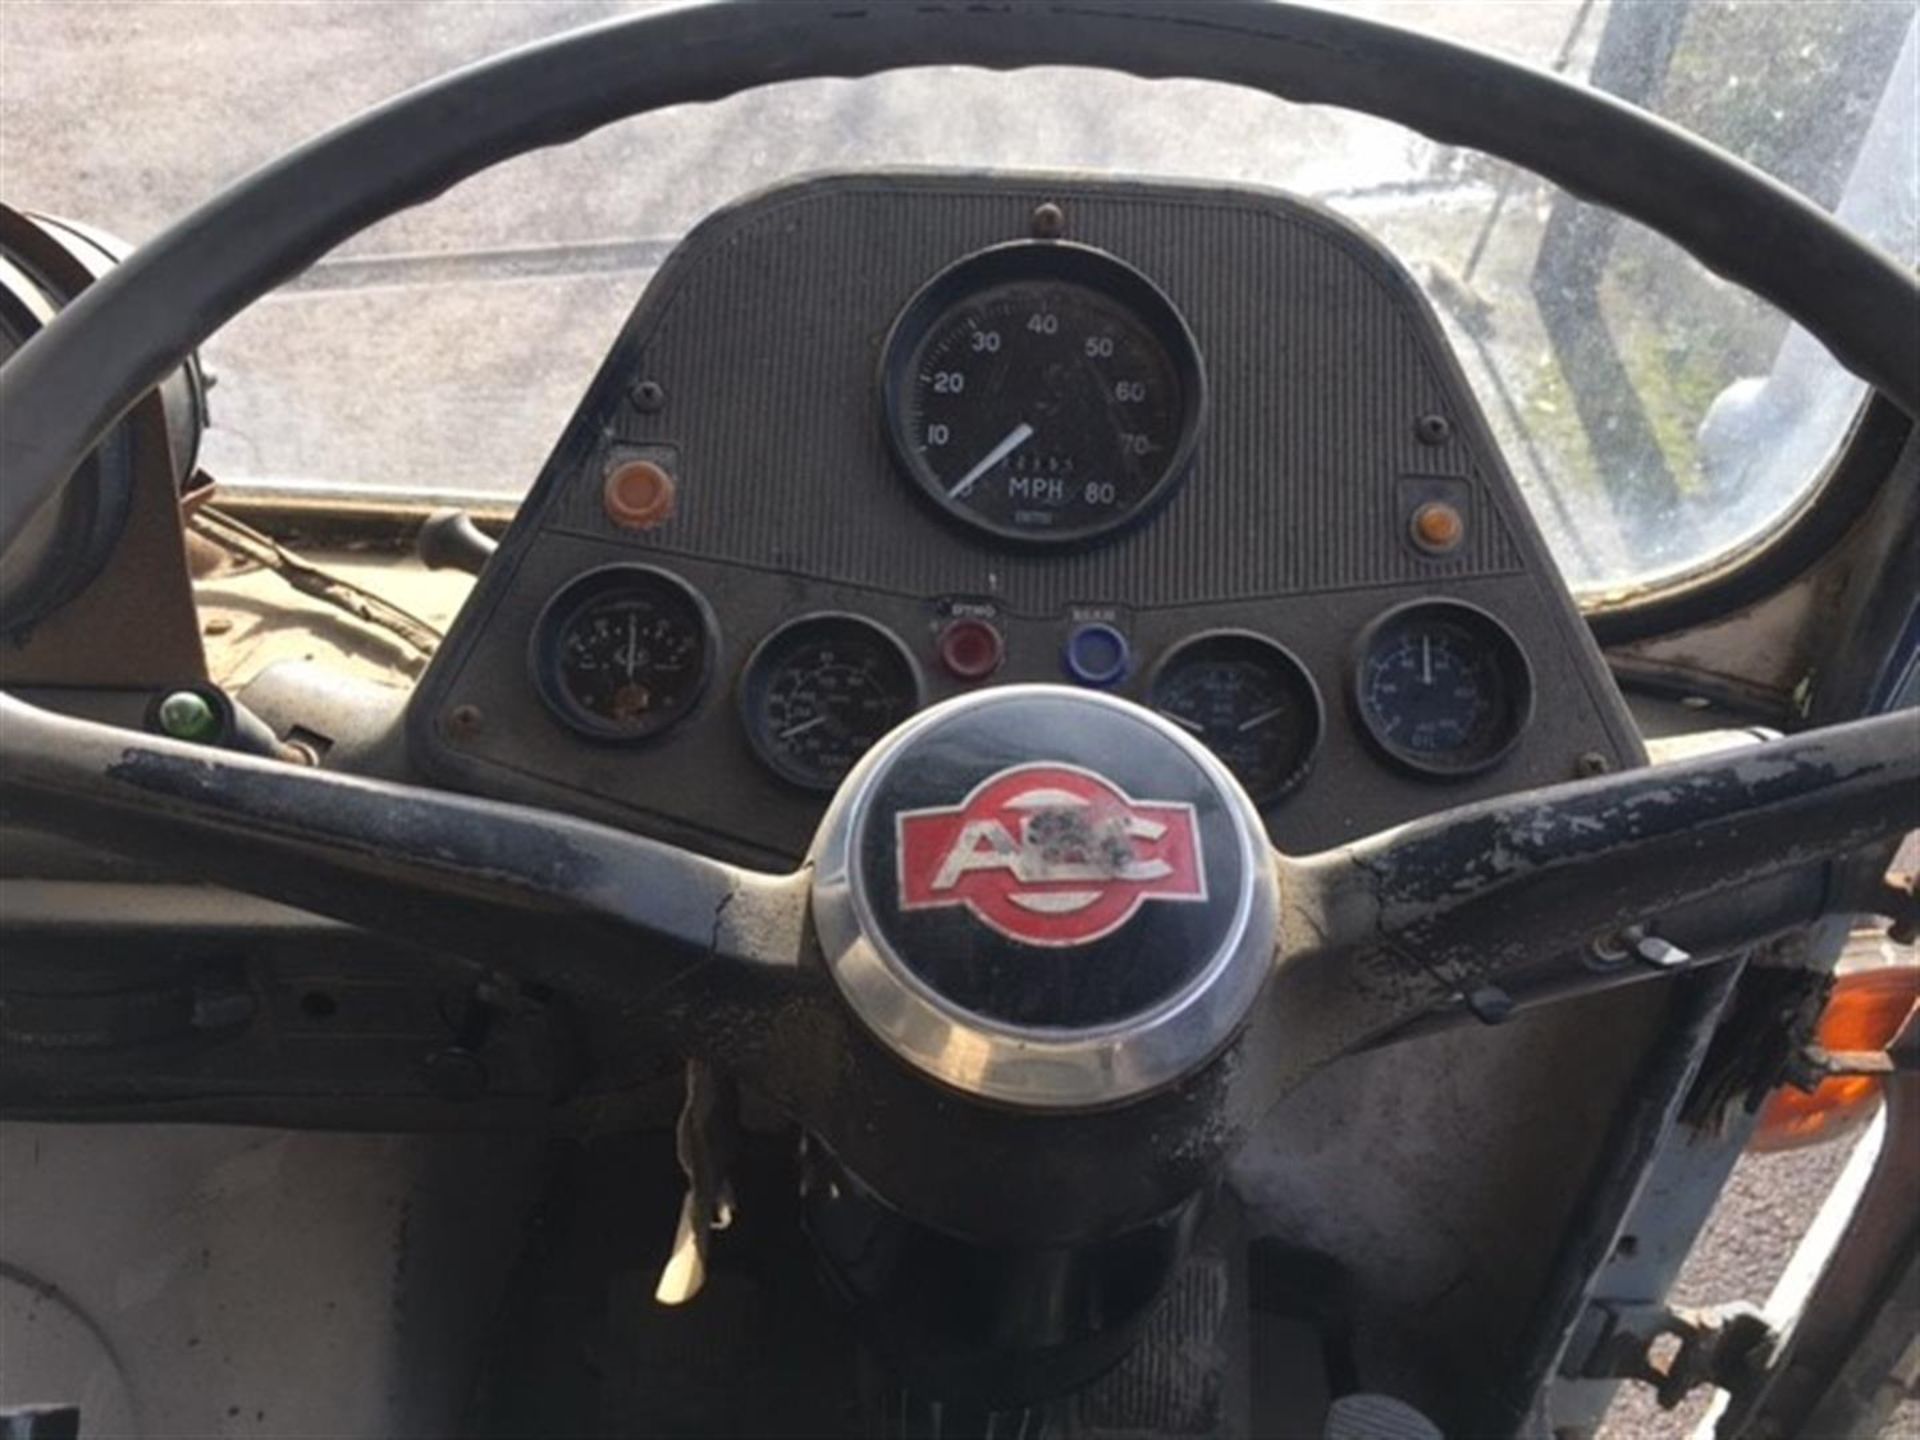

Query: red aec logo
<box><xmin>895</xmin><ymin>763</ymin><xmax>1208</xmax><ymax>947</ymax></box>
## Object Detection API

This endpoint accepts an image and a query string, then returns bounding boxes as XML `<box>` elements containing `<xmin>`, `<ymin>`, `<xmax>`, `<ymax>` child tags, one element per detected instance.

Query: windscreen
<box><xmin>1</xmin><ymin>0</ymin><xmax>1914</xmax><ymax>602</ymax></box>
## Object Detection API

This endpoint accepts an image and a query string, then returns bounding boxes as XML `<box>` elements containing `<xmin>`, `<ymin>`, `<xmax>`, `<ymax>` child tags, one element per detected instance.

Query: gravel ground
<box><xmin>1597</xmin><ymin>1140</ymin><xmax>1903</xmax><ymax>1440</ymax></box>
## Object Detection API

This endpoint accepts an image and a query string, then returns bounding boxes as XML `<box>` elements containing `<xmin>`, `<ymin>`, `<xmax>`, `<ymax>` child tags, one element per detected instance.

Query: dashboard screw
<box><xmin>446</xmin><ymin>703</ymin><xmax>484</xmax><ymax>739</ymax></box>
<box><xmin>631</xmin><ymin>379</ymin><xmax>666</xmax><ymax>413</ymax></box>
<box><xmin>1031</xmin><ymin>202</ymin><xmax>1067</xmax><ymax>239</ymax></box>
<box><xmin>1576</xmin><ymin>751</ymin><xmax>1611</xmax><ymax>777</ymax></box>
<box><xmin>1414</xmin><ymin>413</ymin><xmax>1452</xmax><ymax>445</ymax></box>
<box><xmin>1587</xmin><ymin>925</ymin><xmax>1642</xmax><ymax>971</ymax></box>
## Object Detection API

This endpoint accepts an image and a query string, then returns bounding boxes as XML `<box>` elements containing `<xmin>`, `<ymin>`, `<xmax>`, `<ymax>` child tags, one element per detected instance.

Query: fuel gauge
<box><xmin>741</xmin><ymin>614</ymin><xmax>924</xmax><ymax>791</ymax></box>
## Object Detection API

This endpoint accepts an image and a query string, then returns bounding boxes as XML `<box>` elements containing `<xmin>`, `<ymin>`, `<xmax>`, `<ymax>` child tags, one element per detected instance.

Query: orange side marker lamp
<box><xmin>1751</xmin><ymin>963</ymin><xmax>1919</xmax><ymax>1153</ymax></box>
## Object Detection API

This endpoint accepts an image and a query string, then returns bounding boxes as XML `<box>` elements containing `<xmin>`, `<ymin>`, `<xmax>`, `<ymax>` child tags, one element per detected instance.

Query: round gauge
<box><xmin>881</xmin><ymin>240</ymin><xmax>1206</xmax><ymax>546</ymax></box>
<box><xmin>1353</xmin><ymin>600</ymin><xmax>1534</xmax><ymax>778</ymax></box>
<box><xmin>740</xmin><ymin>613</ymin><xmax>924</xmax><ymax>791</ymax></box>
<box><xmin>1148</xmin><ymin>631</ymin><xmax>1324</xmax><ymax>804</ymax></box>
<box><xmin>530</xmin><ymin>565</ymin><xmax>716</xmax><ymax>741</ymax></box>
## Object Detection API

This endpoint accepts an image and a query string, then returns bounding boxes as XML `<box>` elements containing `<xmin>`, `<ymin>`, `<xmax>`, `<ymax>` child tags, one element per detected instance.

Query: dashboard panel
<box><xmin>408</xmin><ymin>173</ymin><xmax>1641</xmax><ymax>867</ymax></box>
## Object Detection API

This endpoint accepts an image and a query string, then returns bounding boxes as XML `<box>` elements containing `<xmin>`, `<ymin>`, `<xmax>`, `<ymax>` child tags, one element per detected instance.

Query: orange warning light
<box><xmin>1411</xmin><ymin>501</ymin><xmax>1464</xmax><ymax>553</ymax></box>
<box><xmin>604</xmin><ymin>459</ymin><xmax>677</xmax><ymax>531</ymax></box>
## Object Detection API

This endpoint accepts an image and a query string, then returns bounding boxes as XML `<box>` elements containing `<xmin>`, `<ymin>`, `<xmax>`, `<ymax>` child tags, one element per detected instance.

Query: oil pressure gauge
<box><xmin>1353</xmin><ymin>599</ymin><xmax>1533</xmax><ymax>777</ymax></box>
<box><xmin>741</xmin><ymin>613</ymin><xmax>924</xmax><ymax>791</ymax></box>
<box><xmin>530</xmin><ymin>565</ymin><xmax>716</xmax><ymax>741</ymax></box>
<box><xmin>1149</xmin><ymin>631</ymin><xmax>1324</xmax><ymax>804</ymax></box>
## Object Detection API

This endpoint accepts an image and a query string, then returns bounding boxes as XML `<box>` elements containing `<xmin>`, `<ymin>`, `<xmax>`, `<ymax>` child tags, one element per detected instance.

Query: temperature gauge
<box><xmin>741</xmin><ymin>614</ymin><xmax>924</xmax><ymax>791</ymax></box>
<box><xmin>1353</xmin><ymin>600</ymin><xmax>1533</xmax><ymax>777</ymax></box>
<box><xmin>530</xmin><ymin>565</ymin><xmax>716</xmax><ymax>741</ymax></box>
<box><xmin>1148</xmin><ymin>631</ymin><xmax>1323</xmax><ymax>804</ymax></box>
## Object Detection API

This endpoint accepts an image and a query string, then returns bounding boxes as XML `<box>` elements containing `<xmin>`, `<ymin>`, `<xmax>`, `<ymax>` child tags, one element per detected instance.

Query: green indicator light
<box><xmin>156</xmin><ymin>690</ymin><xmax>222</xmax><ymax>743</ymax></box>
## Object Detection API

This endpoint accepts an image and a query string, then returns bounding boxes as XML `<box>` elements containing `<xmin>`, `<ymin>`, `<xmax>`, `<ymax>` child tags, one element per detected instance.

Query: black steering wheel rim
<box><xmin>1</xmin><ymin>0</ymin><xmax>1916</xmax><ymax>549</ymax></box>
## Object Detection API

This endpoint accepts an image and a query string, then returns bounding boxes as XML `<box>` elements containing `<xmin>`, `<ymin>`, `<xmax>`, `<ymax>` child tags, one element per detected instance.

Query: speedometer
<box><xmin>880</xmin><ymin>241</ymin><xmax>1206</xmax><ymax>546</ymax></box>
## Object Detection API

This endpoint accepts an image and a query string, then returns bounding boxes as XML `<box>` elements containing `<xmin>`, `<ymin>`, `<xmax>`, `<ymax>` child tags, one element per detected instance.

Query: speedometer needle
<box><xmin>947</xmin><ymin>422</ymin><xmax>1034</xmax><ymax>499</ymax></box>
<box><xmin>1236</xmin><ymin>706</ymin><xmax>1286</xmax><ymax>733</ymax></box>
<box><xmin>779</xmin><ymin>715</ymin><xmax>829</xmax><ymax>741</ymax></box>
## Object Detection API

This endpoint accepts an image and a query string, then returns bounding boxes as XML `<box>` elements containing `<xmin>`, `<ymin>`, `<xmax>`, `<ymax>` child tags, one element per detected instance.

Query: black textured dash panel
<box><xmin>409</xmin><ymin>173</ymin><xmax>1639</xmax><ymax>867</ymax></box>
<box><xmin>539</xmin><ymin>175</ymin><xmax>1520</xmax><ymax>602</ymax></box>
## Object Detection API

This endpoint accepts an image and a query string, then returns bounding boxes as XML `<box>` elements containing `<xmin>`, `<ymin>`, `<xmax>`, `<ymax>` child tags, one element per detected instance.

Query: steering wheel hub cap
<box><xmin>811</xmin><ymin>686</ymin><xmax>1276</xmax><ymax>1109</ymax></box>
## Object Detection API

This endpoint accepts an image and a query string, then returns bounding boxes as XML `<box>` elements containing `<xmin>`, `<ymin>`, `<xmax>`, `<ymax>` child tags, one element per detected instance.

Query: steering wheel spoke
<box><xmin>1263</xmin><ymin>710</ymin><xmax>1920</xmax><ymax>1086</ymax></box>
<box><xmin>0</xmin><ymin>694</ymin><xmax>815</xmax><ymax>1055</ymax></box>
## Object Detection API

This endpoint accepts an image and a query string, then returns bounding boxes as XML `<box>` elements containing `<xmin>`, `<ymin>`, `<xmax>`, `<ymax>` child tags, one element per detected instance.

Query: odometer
<box><xmin>881</xmin><ymin>241</ymin><xmax>1206</xmax><ymax>546</ymax></box>
<box><xmin>1353</xmin><ymin>600</ymin><xmax>1533</xmax><ymax>778</ymax></box>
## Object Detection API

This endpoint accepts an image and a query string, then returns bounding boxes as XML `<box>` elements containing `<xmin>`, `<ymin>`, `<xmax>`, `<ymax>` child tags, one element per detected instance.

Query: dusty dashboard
<box><xmin>409</xmin><ymin>173</ymin><xmax>1641</xmax><ymax>868</ymax></box>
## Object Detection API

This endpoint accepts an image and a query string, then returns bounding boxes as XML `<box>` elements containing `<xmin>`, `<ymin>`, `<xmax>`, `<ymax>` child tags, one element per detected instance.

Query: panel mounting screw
<box><xmin>1031</xmin><ymin>202</ymin><xmax>1067</xmax><ymax>239</ymax></box>
<box><xmin>1587</xmin><ymin>926</ymin><xmax>1640</xmax><ymax>971</ymax></box>
<box><xmin>446</xmin><ymin>704</ymin><xmax>484</xmax><ymax>739</ymax></box>
<box><xmin>1414</xmin><ymin>413</ymin><xmax>1452</xmax><ymax>445</ymax></box>
<box><xmin>1576</xmin><ymin>751</ymin><xmax>1611</xmax><ymax>778</ymax></box>
<box><xmin>630</xmin><ymin>379</ymin><xmax>666</xmax><ymax>414</ymax></box>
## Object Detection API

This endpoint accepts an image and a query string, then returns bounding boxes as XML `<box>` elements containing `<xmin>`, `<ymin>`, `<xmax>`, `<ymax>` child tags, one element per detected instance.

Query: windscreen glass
<box><xmin>2</xmin><ymin>0</ymin><xmax>1913</xmax><ymax>602</ymax></box>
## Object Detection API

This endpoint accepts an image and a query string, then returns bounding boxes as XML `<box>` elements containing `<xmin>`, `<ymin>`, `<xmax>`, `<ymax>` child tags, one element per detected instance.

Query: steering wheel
<box><xmin>2</xmin><ymin>0</ymin><xmax>1916</xmax><ymax>1409</ymax></box>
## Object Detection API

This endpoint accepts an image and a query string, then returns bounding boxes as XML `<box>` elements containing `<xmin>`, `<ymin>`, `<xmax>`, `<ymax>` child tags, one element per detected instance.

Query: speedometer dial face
<box><xmin>881</xmin><ymin>241</ymin><xmax>1206</xmax><ymax>546</ymax></box>
<box><xmin>1149</xmin><ymin>632</ymin><xmax>1324</xmax><ymax>804</ymax></box>
<box><xmin>1353</xmin><ymin>600</ymin><xmax>1533</xmax><ymax>777</ymax></box>
<box><xmin>530</xmin><ymin>565</ymin><xmax>716</xmax><ymax>742</ymax></box>
<box><xmin>741</xmin><ymin>614</ymin><xmax>924</xmax><ymax>791</ymax></box>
